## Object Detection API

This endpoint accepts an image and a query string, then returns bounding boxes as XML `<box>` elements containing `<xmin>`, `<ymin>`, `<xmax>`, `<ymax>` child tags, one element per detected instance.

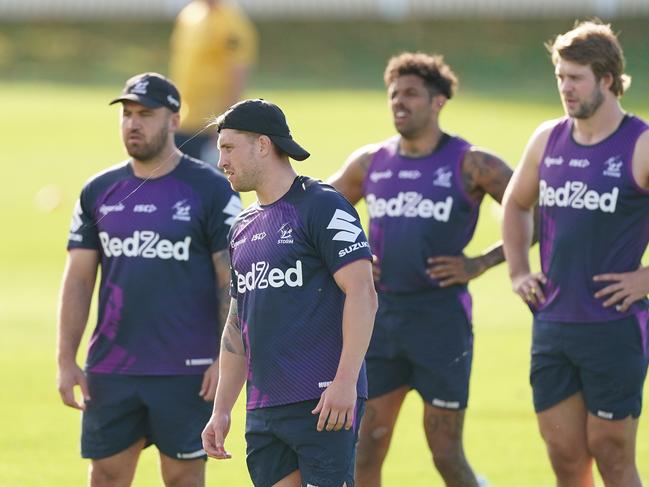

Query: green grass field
<box><xmin>1</xmin><ymin>82</ymin><xmax>648</xmax><ymax>486</ymax></box>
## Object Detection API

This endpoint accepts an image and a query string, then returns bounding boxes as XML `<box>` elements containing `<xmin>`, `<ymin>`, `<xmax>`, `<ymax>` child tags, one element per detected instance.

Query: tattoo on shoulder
<box><xmin>352</xmin><ymin>148</ymin><xmax>375</xmax><ymax>176</ymax></box>
<box><xmin>461</xmin><ymin>149</ymin><xmax>513</xmax><ymax>202</ymax></box>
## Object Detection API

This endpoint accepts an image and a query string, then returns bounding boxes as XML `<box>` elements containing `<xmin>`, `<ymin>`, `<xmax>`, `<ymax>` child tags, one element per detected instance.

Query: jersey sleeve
<box><xmin>67</xmin><ymin>185</ymin><xmax>99</xmax><ymax>251</ymax></box>
<box><xmin>207</xmin><ymin>188</ymin><xmax>242</xmax><ymax>254</ymax></box>
<box><xmin>307</xmin><ymin>186</ymin><xmax>372</xmax><ymax>275</ymax></box>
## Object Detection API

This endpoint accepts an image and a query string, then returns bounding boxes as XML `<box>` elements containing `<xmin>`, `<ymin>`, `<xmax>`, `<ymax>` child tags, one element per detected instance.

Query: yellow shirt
<box><xmin>170</xmin><ymin>1</ymin><xmax>258</xmax><ymax>132</ymax></box>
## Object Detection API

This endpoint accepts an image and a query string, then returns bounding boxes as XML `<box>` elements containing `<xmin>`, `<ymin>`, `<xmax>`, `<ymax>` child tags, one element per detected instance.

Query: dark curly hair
<box><xmin>383</xmin><ymin>52</ymin><xmax>458</xmax><ymax>99</ymax></box>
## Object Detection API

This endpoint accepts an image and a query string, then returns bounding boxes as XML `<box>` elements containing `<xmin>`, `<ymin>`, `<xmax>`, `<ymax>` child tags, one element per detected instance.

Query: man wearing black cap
<box><xmin>201</xmin><ymin>99</ymin><xmax>378</xmax><ymax>487</ymax></box>
<box><xmin>56</xmin><ymin>72</ymin><xmax>241</xmax><ymax>486</ymax></box>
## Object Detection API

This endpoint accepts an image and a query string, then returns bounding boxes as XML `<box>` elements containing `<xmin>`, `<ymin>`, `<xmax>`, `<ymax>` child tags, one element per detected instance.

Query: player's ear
<box><xmin>257</xmin><ymin>134</ymin><xmax>273</xmax><ymax>157</ymax></box>
<box><xmin>169</xmin><ymin>111</ymin><xmax>181</xmax><ymax>133</ymax></box>
<box><xmin>432</xmin><ymin>94</ymin><xmax>447</xmax><ymax>111</ymax></box>
<box><xmin>599</xmin><ymin>72</ymin><xmax>614</xmax><ymax>92</ymax></box>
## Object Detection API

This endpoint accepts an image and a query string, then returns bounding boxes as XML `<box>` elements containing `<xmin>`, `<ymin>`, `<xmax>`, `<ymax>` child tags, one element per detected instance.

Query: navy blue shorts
<box><xmin>245</xmin><ymin>398</ymin><xmax>365</xmax><ymax>487</ymax></box>
<box><xmin>531</xmin><ymin>313</ymin><xmax>649</xmax><ymax>419</ymax></box>
<box><xmin>367</xmin><ymin>289</ymin><xmax>473</xmax><ymax>409</ymax></box>
<box><xmin>82</xmin><ymin>373</ymin><xmax>212</xmax><ymax>460</ymax></box>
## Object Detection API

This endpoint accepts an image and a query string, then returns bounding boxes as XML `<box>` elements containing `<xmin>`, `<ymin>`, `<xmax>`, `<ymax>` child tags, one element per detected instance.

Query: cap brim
<box><xmin>109</xmin><ymin>94</ymin><xmax>164</xmax><ymax>109</ymax></box>
<box><xmin>269</xmin><ymin>135</ymin><xmax>310</xmax><ymax>161</ymax></box>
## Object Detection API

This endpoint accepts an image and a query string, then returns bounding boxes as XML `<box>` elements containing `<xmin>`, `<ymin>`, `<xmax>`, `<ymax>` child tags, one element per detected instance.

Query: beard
<box><xmin>125</xmin><ymin>127</ymin><xmax>169</xmax><ymax>162</ymax></box>
<box><xmin>570</xmin><ymin>86</ymin><xmax>605</xmax><ymax>119</ymax></box>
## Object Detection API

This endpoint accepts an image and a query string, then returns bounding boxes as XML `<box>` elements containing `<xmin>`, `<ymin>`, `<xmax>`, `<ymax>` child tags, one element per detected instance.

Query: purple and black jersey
<box><xmin>362</xmin><ymin>135</ymin><xmax>478</xmax><ymax>293</ymax></box>
<box><xmin>537</xmin><ymin>115</ymin><xmax>649</xmax><ymax>322</ymax></box>
<box><xmin>229</xmin><ymin>176</ymin><xmax>372</xmax><ymax>410</ymax></box>
<box><xmin>67</xmin><ymin>156</ymin><xmax>241</xmax><ymax>375</ymax></box>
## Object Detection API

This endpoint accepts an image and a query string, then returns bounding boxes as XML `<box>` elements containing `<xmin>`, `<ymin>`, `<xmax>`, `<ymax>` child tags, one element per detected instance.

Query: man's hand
<box><xmin>202</xmin><ymin>410</ymin><xmax>232</xmax><ymax>459</ymax></box>
<box><xmin>57</xmin><ymin>362</ymin><xmax>90</xmax><ymax>410</ymax></box>
<box><xmin>311</xmin><ymin>379</ymin><xmax>357</xmax><ymax>432</ymax></box>
<box><xmin>199</xmin><ymin>360</ymin><xmax>219</xmax><ymax>401</ymax></box>
<box><xmin>427</xmin><ymin>255</ymin><xmax>486</xmax><ymax>287</ymax></box>
<box><xmin>593</xmin><ymin>267</ymin><xmax>649</xmax><ymax>312</ymax></box>
<box><xmin>511</xmin><ymin>272</ymin><xmax>548</xmax><ymax>307</ymax></box>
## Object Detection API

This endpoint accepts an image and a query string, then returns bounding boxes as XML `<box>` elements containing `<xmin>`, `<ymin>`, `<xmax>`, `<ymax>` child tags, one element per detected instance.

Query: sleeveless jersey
<box><xmin>362</xmin><ymin>135</ymin><xmax>478</xmax><ymax>293</ymax></box>
<box><xmin>537</xmin><ymin>115</ymin><xmax>649</xmax><ymax>322</ymax></box>
<box><xmin>67</xmin><ymin>156</ymin><xmax>241</xmax><ymax>374</ymax></box>
<box><xmin>229</xmin><ymin>177</ymin><xmax>372</xmax><ymax>410</ymax></box>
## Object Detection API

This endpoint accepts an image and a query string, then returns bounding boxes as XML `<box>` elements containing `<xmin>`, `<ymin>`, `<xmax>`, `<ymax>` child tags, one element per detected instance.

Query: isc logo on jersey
<box><xmin>366</xmin><ymin>192</ymin><xmax>453</xmax><ymax>221</ymax></box>
<box><xmin>539</xmin><ymin>180</ymin><xmax>618</xmax><ymax>213</ymax></box>
<box><xmin>235</xmin><ymin>261</ymin><xmax>303</xmax><ymax>293</ymax></box>
<box><xmin>99</xmin><ymin>231</ymin><xmax>191</xmax><ymax>261</ymax></box>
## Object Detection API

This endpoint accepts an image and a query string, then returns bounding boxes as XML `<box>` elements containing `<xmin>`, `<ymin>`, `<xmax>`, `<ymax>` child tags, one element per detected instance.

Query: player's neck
<box><xmin>130</xmin><ymin>147</ymin><xmax>183</xmax><ymax>179</ymax></box>
<box><xmin>255</xmin><ymin>161</ymin><xmax>298</xmax><ymax>206</ymax></box>
<box><xmin>398</xmin><ymin>126</ymin><xmax>444</xmax><ymax>157</ymax></box>
<box><xmin>571</xmin><ymin>99</ymin><xmax>625</xmax><ymax>145</ymax></box>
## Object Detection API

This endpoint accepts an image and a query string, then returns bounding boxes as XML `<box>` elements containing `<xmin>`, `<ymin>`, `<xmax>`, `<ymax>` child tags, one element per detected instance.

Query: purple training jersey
<box><xmin>362</xmin><ymin>134</ymin><xmax>478</xmax><ymax>293</ymax></box>
<box><xmin>537</xmin><ymin>115</ymin><xmax>649</xmax><ymax>322</ymax></box>
<box><xmin>67</xmin><ymin>155</ymin><xmax>241</xmax><ymax>375</ymax></box>
<box><xmin>229</xmin><ymin>176</ymin><xmax>372</xmax><ymax>410</ymax></box>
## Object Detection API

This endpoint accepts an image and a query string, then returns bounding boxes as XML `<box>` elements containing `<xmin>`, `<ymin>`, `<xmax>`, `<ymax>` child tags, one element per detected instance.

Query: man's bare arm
<box><xmin>56</xmin><ymin>249</ymin><xmax>99</xmax><ymax>410</ymax></box>
<box><xmin>427</xmin><ymin>148</ymin><xmax>513</xmax><ymax>285</ymax></box>
<box><xmin>503</xmin><ymin>121</ymin><xmax>555</xmax><ymax>306</ymax></box>
<box><xmin>212</xmin><ymin>249</ymin><xmax>232</xmax><ymax>338</ymax></box>
<box><xmin>312</xmin><ymin>259</ymin><xmax>377</xmax><ymax>432</ymax></box>
<box><xmin>200</xmin><ymin>249</ymin><xmax>234</xmax><ymax>401</ymax></box>
<box><xmin>328</xmin><ymin>145</ymin><xmax>376</xmax><ymax>205</ymax></box>
<box><xmin>202</xmin><ymin>298</ymin><xmax>247</xmax><ymax>459</ymax></box>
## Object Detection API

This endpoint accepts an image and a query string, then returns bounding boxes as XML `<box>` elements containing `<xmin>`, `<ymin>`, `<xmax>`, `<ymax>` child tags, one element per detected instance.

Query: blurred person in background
<box><xmin>56</xmin><ymin>72</ymin><xmax>241</xmax><ymax>487</ymax></box>
<box><xmin>329</xmin><ymin>52</ymin><xmax>513</xmax><ymax>487</ymax></box>
<box><xmin>170</xmin><ymin>0</ymin><xmax>258</xmax><ymax>166</ymax></box>
<box><xmin>503</xmin><ymin>20</ymin><xmax>649</xmax><ymax>487</ymax></box>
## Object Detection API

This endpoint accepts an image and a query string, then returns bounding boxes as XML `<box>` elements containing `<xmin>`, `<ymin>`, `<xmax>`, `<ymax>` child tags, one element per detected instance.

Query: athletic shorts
<box><xmin>81</xmin><ymin>373</ymin><xmax>212</xmax><ymax>460</ymax></box>
<box><xmin>245</xmin><ymin>398</ymin><xmax>365</xmax><ymax>487</ymax></box>
<box><xmin>531</xmin><ymin>313</ymin><xmax>649</xmax><ymax>420</ymax></box>
<box><xmin>367</xmin><ymin>289</ymin><xmax>474</xmax><ymax>409</ymax></box>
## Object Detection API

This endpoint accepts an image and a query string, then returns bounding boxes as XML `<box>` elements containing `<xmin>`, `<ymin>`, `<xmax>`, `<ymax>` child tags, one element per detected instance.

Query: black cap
<box><xmin>109</xmin><ymin>72</ymin><xmax>181</xmax><ymax>113</ymax></box>
<box><xmin>214</xmin><ymin>99</ymin><xmax>310</xmax><ymax>161</ymax></box>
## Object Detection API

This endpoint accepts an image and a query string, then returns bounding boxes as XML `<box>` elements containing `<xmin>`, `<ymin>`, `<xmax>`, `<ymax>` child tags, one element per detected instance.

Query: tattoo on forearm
<box><xmin>480</xmin><ymin>244</ymin><xmax>506</xmax><ymax>270</ymax></box>
<box><xmin>220</xmin><ymin>300</ymin><xmax>245</xmax><ymax>356</ymax></box>
<box><xmin>227</xmin><ymin>300</ymin><xmax>240</xmax><ymax>331</ymax></box>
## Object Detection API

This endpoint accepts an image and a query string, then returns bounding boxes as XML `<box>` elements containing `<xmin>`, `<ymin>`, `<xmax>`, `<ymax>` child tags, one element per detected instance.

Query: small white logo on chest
<box><xmin>369</xmin><ymin>169</ymin><xmax>393</xmax><ymax>183</ymax></box>
<box><xmin>399</xmin><ymin>169</ymin><xmax>421</xmax><ymax>180</ymax></box>
<box><xmin>603</xmin><ymin>156</ymin><xmax>623</xmax><ymax>178</ymax></box>
<box><xmin>433</xmin><ymin>166</ymin><xmax>452</xmax><ymax>187</ymax></box>
<box><xmin>172</xmin><ymin>200</ymin><xmax>191</xmax><ymax>221</ymax></box>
